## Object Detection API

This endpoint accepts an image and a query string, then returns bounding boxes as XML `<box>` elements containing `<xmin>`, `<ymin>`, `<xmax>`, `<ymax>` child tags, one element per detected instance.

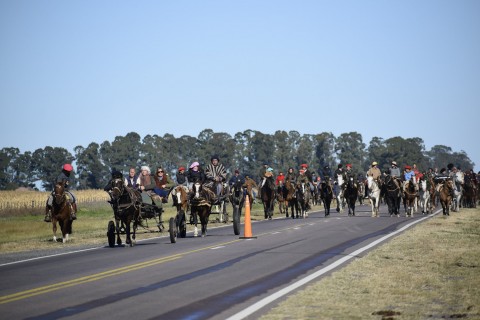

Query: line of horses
<box><xmin>46</xmin><ymin>170</ymin><xmax>476</xmax><ymax>246</ymax></box>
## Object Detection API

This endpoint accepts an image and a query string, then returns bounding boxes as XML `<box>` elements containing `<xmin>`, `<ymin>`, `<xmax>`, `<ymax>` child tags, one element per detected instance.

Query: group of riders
<box><xmin>44</xmin><ymin>155</ymin><xmax>478</xmax><ymax>222</ymax></box>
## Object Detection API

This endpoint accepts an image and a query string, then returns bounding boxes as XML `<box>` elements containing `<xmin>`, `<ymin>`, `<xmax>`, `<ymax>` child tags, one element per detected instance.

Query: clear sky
<box><xmin>1</xmin><ymin>1</ymin><xmax>479</xmax><ymax>171</ymax></box>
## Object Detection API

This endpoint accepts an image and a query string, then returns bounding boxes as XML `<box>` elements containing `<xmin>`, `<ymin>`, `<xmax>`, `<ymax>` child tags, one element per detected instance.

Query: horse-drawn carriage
<box><xmin>105</xmin><ymin>178</ymin><xmax>165</xmax><ymax>247</ymax></box>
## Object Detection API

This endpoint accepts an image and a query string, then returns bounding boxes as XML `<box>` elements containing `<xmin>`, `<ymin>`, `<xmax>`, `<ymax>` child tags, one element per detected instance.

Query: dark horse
<box><xmin>319</xmin><ymin>179</ymin><xmax>334</xmax><ymax>217</ymax></box>
<box><xmin>285</xmin><ymin>180</ymin><xmax>299</xmax><ymax>219</ymax></box>
<box><xmin>108</xmin><ymin>178</ymin><xmax>141</xmax><ymax>247</ymax></box>
<box><xmin>382</xmin><ymin>175</ymin><xmax>401</xmax><ymax>217</ymax></box>
<box><xmin>229</xmin><ymin>179</ymin><xmax>245</xmax><ymax>236</ymax></box>
<box><xmin>296</xmin><ymin>182</ymin><xmax>311</xmax><ymax>218</ymax></box>
<box><xmin>344</xmin><ymin>177</ymin><xmax>358</xmax><ymax>216</ymax></box>
<box><xmin>51</xmin><ymin>182</ymin><xmax>74</xmax><ymax>243</ymax></box>
<box><xmin>439</xmin><ymin>179</ymin><xmax>454</xmax><ymax>216</ymax></box>
<box><xmin>190</xmin><ymin>182</ymin><xmax>213</xmax><ymax>237</ymax></box>
<box><xmin>276</xmin><ymin>181</ymin><xmax>287</xmax><ymax>216</ymax></box>
<box><xmin>261</xmin><ymin>176</ymin><xmax>276</xmax><ymax>220</ymax></box>
<box><xmin>403</xmin><ymin>179</ymin><xmax>417</xmax><ymax>217</ymax></box>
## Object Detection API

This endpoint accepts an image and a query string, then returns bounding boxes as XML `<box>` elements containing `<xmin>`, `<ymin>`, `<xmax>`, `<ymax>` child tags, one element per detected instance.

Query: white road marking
<box><xmin>226</xmin><ymin>209</ymin><xmax>441</xmax><ymax>320</ymax></box>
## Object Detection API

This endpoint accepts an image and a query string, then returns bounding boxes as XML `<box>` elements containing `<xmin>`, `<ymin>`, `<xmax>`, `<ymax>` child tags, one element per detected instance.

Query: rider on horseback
<box><xmin>402</xmin><ymin>165</ymin><xmax>418</xmax><ymax>194</ymax></box>
<box><xmin>345</xmin><ymin>164</ymin><xmax>358</xmax><ymax>188</ymax></box>
<box><xmin>44</xmin><ymin>163</ymin><xmax>77</xmax><ymax>222</ymax></box>
<box><xmin>366</xmin><ymin>161</ymin><xmax>381</xmax><ymax>198</ymax></box>
<box><xmin>205</xmin><ymin>155</ymin><xmax>227</xmax><ymax>204</ymax></box>
<box><xmin>172</xmin><ymin>166</ymin><xmax>189</xmax><ymax>206</ymax></box>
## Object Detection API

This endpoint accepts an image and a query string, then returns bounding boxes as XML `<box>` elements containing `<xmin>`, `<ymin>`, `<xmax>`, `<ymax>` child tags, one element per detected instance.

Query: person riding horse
<box><xmin>171</xmin><ymin>166</ymin><xmax>189</xmax><ymax>207</ymax></box>
<box><xmin>44</xmin><ymin>163</ymin><xmax>77</xmax><ymax>222</ymax></box>
<box><xmin>366</xmin><ymin>161</ymin><xmax>382</xmax><ymax>198</ymax></box>
<box><xmin>402</xmin><ymin>165</ymin><xmax>418</xmax><ymax>194</ymax></box>
<box><xmin>204</xmin><ymin>155</ymin><xmax>227</xmax><ymax>204</ymax></box>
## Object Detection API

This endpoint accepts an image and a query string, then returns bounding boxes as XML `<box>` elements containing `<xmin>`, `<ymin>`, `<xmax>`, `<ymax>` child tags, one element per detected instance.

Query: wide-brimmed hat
<box><xmin>372</xmin><ymin>161</ymin><xmax>378</xmax><ymax>166</ymax></box>
<box><xmin>391</xmin><ymin>161</ymin><xmax>397</xmax><ymax>166</ymax></box>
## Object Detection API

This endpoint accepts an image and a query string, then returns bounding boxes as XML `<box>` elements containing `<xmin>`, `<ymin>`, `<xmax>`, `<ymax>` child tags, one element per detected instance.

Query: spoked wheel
<box><xmin>178</xmin><ymin>210</ymin><xmax>187</xmax><ymax>238</ymax></box>
<box><xmin>107</xmin><ymin>220</ymin><xmax>115</xmax><ymax>248</ymax></box>
<box><xmin>233</xmin><ymin>206</ymin><xmax>241</xmax><ymax>236</ymax></box>
<box><xmin>169</xmin><ymin>217</ymin><xmax>177</xmax><ymax>243</ymax></box>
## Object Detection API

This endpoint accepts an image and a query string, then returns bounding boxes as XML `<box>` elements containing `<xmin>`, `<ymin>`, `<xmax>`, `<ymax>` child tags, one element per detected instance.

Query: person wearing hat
<box><xmin>258</xmin><ymin>162</ymin><xmax>269</xmax><ymax>185</ymax></box>
<box><xmin>301</xmin><ymin>163</ymin><xmax>315</xmax><ymax>192</ymax></box>
<box><xmin>367</xmin><ymin>162</ymin><xmax>381</xmax><ymax>179</ymax></box>
<box><xmin>345</xmin><ymin>164</ymin><xmax>358</xmax><ymax>188</ymax></box>
<box><xmin>187</xmin><ymin>161</ymin><xmax>206</xmax><ymax>187</ymax></box>
<box><xmin>44</xmin><ymin>163</ymin><xmax>77</xmax><ymax>222</ymax></box>
<box><xmin>229</xmin><ymin>169</ymin><xmax>245</xmax><ymax>187</ymax></box>
<box><xmin>322</xmin><ymin>165</ymin><xmax>332</xmax><ymax>182</ymax></box>
<box><xmin>403</xmin><ymin>165</ymin><xmax>418</xmax><ymax>193</ymax></box>
<box><xmin>171</xmin><ymin>166</ymin><xmax>189</xmax><ymax>206</ymax></box>
<box><xmin>205</xmin><ymin>155</ymin><xmax>227</xmax><ymax>202</ymax></box>
<box><xmin>390</xmin><ymin>161</ymin><xmax>401</xmax><ymax>178</ymax></box>
<box><xmin>137</xmin><ymin>166</ymin><xmax>161</xmax><ymax>206</ymax></box>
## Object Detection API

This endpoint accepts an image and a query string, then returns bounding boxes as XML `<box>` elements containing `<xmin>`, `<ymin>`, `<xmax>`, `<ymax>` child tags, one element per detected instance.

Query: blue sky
<box><xmin>1</xmin><ymin>1</ymin><xmax>479</xmax><ymax>171</ymax></box>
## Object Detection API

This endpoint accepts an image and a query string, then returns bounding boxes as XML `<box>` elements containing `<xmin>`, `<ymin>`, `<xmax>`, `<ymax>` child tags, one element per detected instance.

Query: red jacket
<box><xmin>275</xmin><ymin>174</ymin><xmax>285</xmax><ymax>185</ymax></box>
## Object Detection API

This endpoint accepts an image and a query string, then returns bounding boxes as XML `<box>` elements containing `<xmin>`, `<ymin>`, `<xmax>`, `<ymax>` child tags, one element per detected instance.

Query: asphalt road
<box><xmin>0</xmin><ymin>204</ymin><xmax>436</xmax><ymax>320</ymax></box>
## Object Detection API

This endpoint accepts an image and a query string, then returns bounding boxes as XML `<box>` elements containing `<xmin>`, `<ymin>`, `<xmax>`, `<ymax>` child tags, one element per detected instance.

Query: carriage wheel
<box><xmin>107</xmin><ymin>221</ymin><xmax>115</xmax><ymax>248</ymax></box>
<box><xmin>233</xmin><ymin>206</ymin><xmax>240</xmax><ymax>236</ymax></box>
<box><xmin>169</xmin><ymin>217</ymin><xmax>177</xmax><ymax>243</ymax></box>
<box><xmin>178</xmin><ymin>210</ymin><xmax>187</xmax><ymax>238</ymax></box>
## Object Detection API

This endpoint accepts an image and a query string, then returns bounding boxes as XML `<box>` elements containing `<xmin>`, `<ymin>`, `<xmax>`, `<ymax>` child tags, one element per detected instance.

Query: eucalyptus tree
<box><xmin>250</xmin><ymin>131</ymin><xmax>275</xmax><ymax>172</ymax></box>
<box><xmin>74</xmin><ymin>143</ymin><xmax>110</xmax><ymax>189</ymax></box>
<box><xmin>296</xmin><ymin>134</ymin><xmax>316</xmax><ymax>171</ymax></box>
<box><xmin>273</xmin><ymin>130</ymin><xmax>291</xmax><ymax>172</ymax></box>
<box><xmin>0</xmin><ymin>147</ymin><xmax>21</xmax><ymax>189</ymax></box>
<box><xmin>335</xmin><ymin>132</ymin><xmax>366</xmax><ymax>175</ymax></box>
<box><xmin>232</xmin><ymin>131</ymin><xmax>252</xmax><ymax>175</ymax></box>
<box><xmin>32</xmin><ymin>147</ymin><xmax>74</xmax><ymax>191</ymax></box>
<box><xmin>366</xmin><ymin>137</ymin><xmax>385</xmax><ymax>170</ymax></box>
<box><xmin>176</xmin><ymin>134</ymin><xmax>200</xmax><ymax>169</ymax></box>
<box><xmin>313</xmin><ymin>132</ymin><xmax>336</xmax><ymax>173</ymax></box>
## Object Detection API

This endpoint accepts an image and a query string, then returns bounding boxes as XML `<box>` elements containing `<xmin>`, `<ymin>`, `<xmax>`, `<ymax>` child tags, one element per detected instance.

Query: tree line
<box><xmin>0</xmin><ymin>129</ymin><xmax>474</xmax><ymax>191</ymax></box>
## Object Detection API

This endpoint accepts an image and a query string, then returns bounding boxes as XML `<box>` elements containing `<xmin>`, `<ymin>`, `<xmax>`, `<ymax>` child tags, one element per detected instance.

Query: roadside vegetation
<box><xmin>261</xmin><ymin>208</ymin><xmax>480</xmax><ymax>320</ymax></box>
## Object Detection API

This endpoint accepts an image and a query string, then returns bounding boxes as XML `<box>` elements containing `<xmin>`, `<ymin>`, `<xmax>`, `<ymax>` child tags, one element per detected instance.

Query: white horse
<box><xmin>419</xmin><ymin>179</ymin><xmax>431</xmax><ymax>214</ymax></box>
<box><xmin>367</xmin><ymin>176</ymin><xmax>381</xmax><ymax>217</ymax></box>
<box><xmin>336</xmin><ymin>175</ymin><xmax>345</xmax><ymax>213</ymax></box>
<box><xmin>451</xmin><ymin>171</ymin><xmax>464</xmax><ymax>212</ymax></box>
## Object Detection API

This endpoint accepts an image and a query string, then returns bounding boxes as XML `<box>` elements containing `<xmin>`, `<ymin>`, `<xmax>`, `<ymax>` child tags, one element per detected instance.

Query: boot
<box><xmin>71</xmin><ymin>203</ymin><xmax>77</xmax><ymax>220</ymax></box>
<box><xmin>44</xmin><ymin>206</ymin><xmax>52</xmax><ymax>222</ymax></box>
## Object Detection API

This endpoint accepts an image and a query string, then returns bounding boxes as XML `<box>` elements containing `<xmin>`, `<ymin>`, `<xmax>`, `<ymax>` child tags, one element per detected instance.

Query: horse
<box><xmin>108</xmin><ymin>178</ymin><xmax>142</xmax><ymax>247</ymax></box>
<box><xmin>382</xmin><ymin>175</ymin><xmax>401</xmax><ymax>217</ymax></box>
<box><xmin>190</xmin><ymin>182</ymin><xmax>213</xmax><ymax>237</ymax></box>
<box><xmin>357</xmin><ymin>181</ymin><xmax>365</xmax><ymax>206</ymax></box>
<box><xmin>229</xmin><ymin>179</ymin><xmax>245</xmax><ymax>235</ymax></box>
<box><xmin>319</xmin><ymin>179</ymin><xmax>334</xmax><ymax>217</ymax></box>
<box><xmin>451</xmin><ymin>171</ymin><xmax>464</xmax><ymax>212</ymax></box>
<box><xmin>296</xmin><ymin>182</ymin><xmax>311</xmax><ymax>218</ymax></box>
<box><xmin>427</xmin><ymin>175</ymin><xmax>437</xmax><ymax>210</ymax></box>
<box><xmin>343</xmin><ymin>177</ymin><xmax>358</xmax><ymax>216</ymax></box>
<box><xmin>276</xmin><ymin>181</ymin><xmax>287</xmax><ymax>216</ymax></box>
<box><xmin>242</xmin><ymin>177</ymin><xmax>257</xmax><ymax>209</ymax></box>
<box><xmin>403</xmin><ymin>179</ymin><xmax>417</xmax><ymax>217</ymax></box>
<box><xmin>439</xmin><ymin>179</ymin><xmax>454</xmax><ymax>216</ymax></box>
<box><xmin>418</xmin><ymin>178</ymin><xmax>431</xmax><ymax>214</ymax></box>
<box><xmin>51</xmin><ymin>182</ymin><xmax>74</xmax><ymax>243</ymax></box>
<box><xmin>335</xmin><ymin>175</ymin><xmax>346</xmax><ymax>213</ymax></box>
<box><xmin>172</xmin><ymin>185</ymin><xmax>189</xmax><ymax>238</ymax></box>
<box><xmin>261</xmin><ymin>176</ymin><xmax>276</xmax><ymax>220</ymax></box>
<box><xmin>284</xmin><ymin>180</ymin><xmax>299</xmax><ymax>219</ymax></box>
<box><xmin>462</xmin><ymin>175</ymin><xmax>477</xmax><ymax>208</ymax></box>
<box><xmin>367</xmin><ymin>176</ymin><xmax>381</xmax><ymax>217</ymax></box>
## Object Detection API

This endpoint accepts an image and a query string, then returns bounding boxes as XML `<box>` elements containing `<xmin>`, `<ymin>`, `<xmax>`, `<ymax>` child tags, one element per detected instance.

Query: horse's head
<box><xmin>53</xmin><ymin>182</ymin><xmax>66</xmax><ymax>204</ymax></box>
<box><xmin>110</xmin><ymin>178</ymin><xmax>125</xmax><ymax>202</ymax></box>
<box><xmin>454</xmin><ymin>172</ymin><xmax>464</xmax><ymax>184</ymax></box>
<box><xmin>420</xmin><ymin>179</ymin><xmax>427</xmax><ymax>192</ymax></box>
<box><xmin>337</xmin><ymin>175</ymin><xmax>344</xmax><ymax>186</ymax></box>
<box><xmin>192</xmin><ymin>182</ymin><xmax>202</xmax><ymax>199</ymax></box>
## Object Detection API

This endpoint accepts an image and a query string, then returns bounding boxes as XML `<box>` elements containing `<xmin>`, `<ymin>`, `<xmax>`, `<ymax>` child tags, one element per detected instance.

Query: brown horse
<box><xmin>172</xmin><ymin>186</ymin><xmax>189</xmax><ymax>238</ymax></box>
<box><xmin>439</xmin><ymin>179</ymin><xmax>454</xmax><ymax>215</ymax></box>
<box><xmin>285</xmin><ymin>180</ymin><xmax>299</xmax><ymax>219</ymax></box>
<box><xmin>108</xmin><ymin>178</ymin><xmax>141</xmax><ymax>247</ymax></box>
<box><xmin>51</xmin><ymin>182</ymin><xmax>74</xmax><ymax>243</ymax></box>
<box><xmin>190</xmin><ymin>182</ymin><xmax>213</xmax><ymax>237</ymax></box>
<box><xmin>403</xmin><ymin>179</ymin><xmax>417</xmax><ymax>217</ymax></box>
<box><xmin>276</xmin><ymin>181</ymin><xmax>287</xmax><ymax>216</ymax></box>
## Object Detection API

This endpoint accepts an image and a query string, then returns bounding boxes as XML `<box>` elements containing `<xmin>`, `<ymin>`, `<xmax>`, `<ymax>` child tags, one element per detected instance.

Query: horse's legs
<box><xmin>52</xmin><ymin>219</ymin><xmax>58</xmax><ymax>242</ymax></box>
<box><xmin>115</xmin><ymin>218</ymin><xmax>123</xmax><ymax>246</ymax></box>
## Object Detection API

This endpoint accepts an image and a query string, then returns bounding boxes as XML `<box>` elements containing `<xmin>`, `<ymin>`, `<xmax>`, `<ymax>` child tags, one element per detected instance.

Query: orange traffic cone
<box><xmin>240</xmin><ymin>195</ymin><xmax>257</xmax><ymax>239</ymax></box>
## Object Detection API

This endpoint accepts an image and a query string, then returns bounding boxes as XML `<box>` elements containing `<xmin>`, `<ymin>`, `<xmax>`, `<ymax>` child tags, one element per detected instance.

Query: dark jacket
<box><xmin>187</xmin><ymin>168</ymin><xmax>206</xmax><ymax>184</ymax></box>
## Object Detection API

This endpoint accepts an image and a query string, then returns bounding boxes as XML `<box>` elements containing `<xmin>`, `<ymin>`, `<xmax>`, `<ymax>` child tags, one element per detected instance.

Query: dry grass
<box><xmin>261</xmin><ymin>209</ymin><xmax>480</xmax><ymax>320</ymax></box>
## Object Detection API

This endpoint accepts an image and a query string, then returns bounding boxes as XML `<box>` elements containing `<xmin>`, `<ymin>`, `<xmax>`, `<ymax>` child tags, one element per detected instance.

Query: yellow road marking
<box><xmin>0</xmin><ymin>221</ymin><xmax>311</xmax><ymax>304</ymax></box>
